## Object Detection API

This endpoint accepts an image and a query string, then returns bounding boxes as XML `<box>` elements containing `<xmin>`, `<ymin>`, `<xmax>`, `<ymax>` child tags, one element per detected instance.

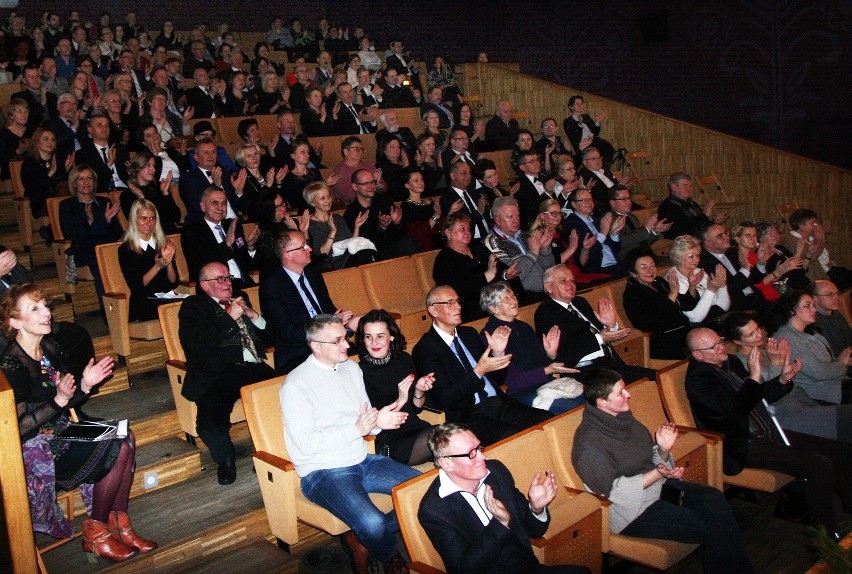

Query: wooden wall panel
<box><xmin>459</xmin><ymin>64</ymin><xmax>851</xmax><ymax>265</ymax></box>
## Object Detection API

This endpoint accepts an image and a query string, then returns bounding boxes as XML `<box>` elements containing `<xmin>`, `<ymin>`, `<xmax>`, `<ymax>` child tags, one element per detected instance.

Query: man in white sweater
<box><xmin>280</xmin><ymin>314</ymin><xmax>419</xmax><ymax>574</ymax></box>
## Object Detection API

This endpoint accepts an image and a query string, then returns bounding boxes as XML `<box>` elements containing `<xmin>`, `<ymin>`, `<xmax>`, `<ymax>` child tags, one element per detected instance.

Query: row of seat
<box><xmin>241</xmin><ymin>373</ymin><xmax>725</xmax><ymax>572</ymax></box>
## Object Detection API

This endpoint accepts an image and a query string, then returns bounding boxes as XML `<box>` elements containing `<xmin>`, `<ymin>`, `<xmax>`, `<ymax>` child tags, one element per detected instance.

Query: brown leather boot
<box><xmin>382</xmin><ymin>550</ymin><xmax>410</xmax><ymax>574</ymax></box>
<box><xmin>342</xmin><ymin>531</ymin><xmax>370</xmax><ymax>574</ymax></box>
<box><xmin>82</xmin><ymin>519</ymin><xmax>136</xmax><ymax>563</ymax></box>
<box><xmin>109</xmin><ymin>510</ymin><xmax>158</xmax><ymax>553</ymax></box>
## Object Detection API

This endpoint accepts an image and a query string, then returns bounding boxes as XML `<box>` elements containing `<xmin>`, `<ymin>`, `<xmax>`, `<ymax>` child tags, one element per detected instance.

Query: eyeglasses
<box><xmin>200</xmin><ymin>274</ymin><xmax>234</xmax><ymax>284</ymax></box>
<box><xmin>429</xmin><ymin>298</ymin><xmax>461</xmax><ymax>307</ymax></box>
<box><xmin>544</xmin><ymin>211</ymin><xmax>566</xmax><ymax>218</ymax></box>
<box><xmin>273</xmin><ymin>202</ymin><xmax>287</xmax><ymax>210</ymax></box>
<box><xmin>522</xmin><ymin>158</ymin><xmax>540</xmax><ymax>164</ymax></box>
<box><xmin>584</xmin><ymin>155</ymin><xmax>602</xmax><ymax>161</ymax></box>
<box><xmin>285</xmin><ymin>243</ymin><xmax>310</xmax><ymax>253</ymax></box>
<box><xmin>441</xmin><ymin>444</ymin><xmax>484</xmax><ymax>460</ymax></box>
<box><xmin>346</xmin><ymin>146</ymin><xmax>365</xmax><ymax>152</ymax></box>
<box><xmin>572</xmin><ymin>197</ymin><xmax>593</xmax><ymax>203</ymax></box>
<box><xmin>313</xmin><ymin>336</ymin><xmax>348</xmax><ymax>346</ymax></box>
<box><xmin>693</xmin><ymin>337</ymin><xmax>726</xmax><ymax>352</ymax></box>
<box><xmin>560</xmin><ymin>167</ymin><xmax>576</xmax><ymax>172</ymax></box>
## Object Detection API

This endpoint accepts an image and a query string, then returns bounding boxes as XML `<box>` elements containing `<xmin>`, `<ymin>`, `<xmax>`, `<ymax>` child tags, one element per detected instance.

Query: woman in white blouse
<box><xmin>668</xmin><ymin>234</ymin><xmax>730</xmax><ymax>324</ymax></box>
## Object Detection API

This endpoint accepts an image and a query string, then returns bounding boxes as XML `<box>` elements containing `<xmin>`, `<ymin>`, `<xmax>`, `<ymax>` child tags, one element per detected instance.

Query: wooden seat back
<box><xmin>158</xmin><ymin>301</ymin><xmax>185</xmax><ymax>363</ymax></box>
<box><xmin>392</xmin><ymin>470</ymin><xmax>446</xmax><ymax>573</ymax></box>
<box><xmin>323</xmin><ymin>266</ymin><xmax>375</xmax><ymax>316</ymax></box>
<box><xmin>479</xmin><ymin>150</ymin><xmax>514</xmax><ymax>186</ymax></box>
<box><xmin>242</xmin><ymin>376</ymin><xmax>288</xmax><ymax>457</ymax></box>
<box><xmin>540</xmin><ymin>407</ymin><xmax>587</xmax><ymax>490</ymax></box>
<box><xmin>654</xmin><ymin>360</ymin><xmax>694</xmax><ymax>426</ymax></box>
<box><xmin>361</xmin><ymin>256</ymin><xmax>427</xmax><ymax>315</ymax></box>
<box><xmin>97</xmin><ymin>241</ymin><xmax>129</xmax><ymax>296</ymax></box>
<box><xmin>411</xmin><ymin>249</ymin><xmax>440</xmax><ymax>294</ymax></box>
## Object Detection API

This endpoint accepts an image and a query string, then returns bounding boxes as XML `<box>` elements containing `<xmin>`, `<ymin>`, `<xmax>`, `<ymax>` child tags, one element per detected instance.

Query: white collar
<box><xmin>437</xmin><ymin>467</ymin><xmax>490</xmax><ymax>498</ymax></box>
<box><xmin>137</xmin><ymin>237</ymin><xmax>157</xmax><ymax>251</ymax></box>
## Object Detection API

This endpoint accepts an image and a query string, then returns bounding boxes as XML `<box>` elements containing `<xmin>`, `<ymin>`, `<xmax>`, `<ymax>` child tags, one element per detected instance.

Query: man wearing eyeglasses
<box><xmin>512</xmin><ymin>150</ymin><xmax>553</xmax><ymax>229</ymax></box>
<box><xmin>810</xmin><ymin>280</ymin><xmax>851</xmax><ymax>356</ymax></box>
<box><xmin>261</xmin><ymin>229</ymin><xmax>360</xmax><ymax>374</ymax></box>
<box><xmin>685</xmin><ymin>327</ymin><xmax>852</xmax><ymax>542</ymax></box>
<box><xmin>419</xmin><ymin>423</ymin><xmax>589</xmax><ymax>574</ymax></box>
<box><xmin>179</xmin><ymin>261</ymin><xmax>273</xmax><ymax>484</ymax></box>
<box><xmin>344</xmin><ymin>169</ymin><xmax>416</xmax><ymax>259</ymax></box>
<box><xmin>562</xmin><ymin>188</ymin><xmax>625</xmax><ymax>276</ymax></box>
<box><xmin>413</xmin><ymin>285</ymin><xmax>551</xmax><ymax>446</ymax></box>
<box><xmin>281</xmin><ymin>314</ymin><xmax>418</xmax><ymax>574</ymax></box>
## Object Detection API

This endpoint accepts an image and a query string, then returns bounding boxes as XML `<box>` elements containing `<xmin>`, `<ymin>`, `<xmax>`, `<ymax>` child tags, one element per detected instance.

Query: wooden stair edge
<box><xmin>100</xmin><ymin>508</ymin><xmax>271</xmax><ymax>574</ymax></box>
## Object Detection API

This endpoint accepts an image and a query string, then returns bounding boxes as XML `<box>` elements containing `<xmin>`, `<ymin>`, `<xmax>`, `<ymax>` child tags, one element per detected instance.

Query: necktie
<box><xmin>452</xmin><ymin>336</ymin><xmax>472</xmax><ymax>372</ymax></box>
<box><xmin>100</xmin><ymin>147</ymin><xmax>109</xmax><ymax>165</ymax></box>
<box><xmin>298</xmin><ymin>274</ymin><xmax>322</xmax><ymax>316</ymax></box>
<box><xmin>83</xmin><ymin>201</ymin><xmax>94</xmax><ymax>225</ymax></box>
<box><xmin>220</xmin><ymin>299</ymin><xmax>260</xmax><ymax>362</ymax></box>
<box><xmin>718</xmin><ymin>364</ymin><xmax>784</xmax><ymax>443</ymax></box>
<box><xmin>218</xmin><ymin>298</ymin><xmax>231</xmax><ymax>312</ymax></box>
<box><xmin>203</xmin><ymin>169</ymin><xmax>212</xmax><ymax>182</ymax></box>
<box><xmin>567</xmin><ymin>304</ymin><xmax>612</xmax><ymax>359</ymax></box>
<box><xmin>214</xmin><ymin>224</ymin><xmax>226</xmax><ymax>241</ymax></box>
<box><xmin>460</xmin><ymin>191</ymin><xmax>486</xmax><ymax>237</ymax></box>
<box><xmin>451</xmin><ymin>336</ymin><xmax>496</xmax><ymax>406</ymax></box>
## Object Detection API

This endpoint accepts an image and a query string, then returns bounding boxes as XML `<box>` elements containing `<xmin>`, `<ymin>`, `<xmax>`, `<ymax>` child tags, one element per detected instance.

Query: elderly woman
<box><xmin>355</xmin><ymin>309</ymin><xmax>436</xmax><ymax>465</ymax></box>
<box><xmin>727</xmin><ymin>311</ymin><xmax>852</xmax><ymax>443</ymax></box>
<box><xmin>731</xmin><ymin>221</ymin><xmax>803</xmax><ymax>303</ymax></box>
<box><xmin>0</xmin><ymin>98</ymin><xmax>32</xmax><ymax>181</ymax></box>
<box><xmin>755</xmin><ymin>220</ymin><xmax>809</xmax><ymax>290</ymax></box>
<box><xmin>139</xmin><ymin>87</ymin><xmax>190</xmax><ymax>147</ymax></box>
<box><xmin>771</xmin><ymin>291</ymin><xmax>851</xmax><ymax>405</ymax></box>
<box><xmin>433</xmin><ymin>212</ymin><xmax>503</xmax><ymax>323</ymax></box>
<box><xmin>58</xmin><ymin>165</ymin><xmax>123</xmax><ymax>303</ymax></box>
<box><xmin>118</xmin><ymin>200</ymin><xmax>178</xmax><ymax>322</ymax></box>
<box><xmin>480</xmin><ymin>282</ymin><xmax>581</xmax><ymax>413</ymax></box>
<box><xmin>100</xmin><ymin>88</ymin><xmax>132</xmax><ymax>146</ymax></box>
<box><xmin>304</xmin><ymin>181</ymin><xmax>375</xmax><ymax>271</ymax></box>
<box><xmin>0</xmin><ymin>283</ymin><xmax>155</xmax><ymax>560</ymax></box>
<box><xmin>355</xmin><ymin>66</ymin><xmax>381</xmax><ymax>108</ymax></box>
<box><xmin>622</xmin><ymin>249</ymin><xmax>692</xmax><ymax>360</ymax></box>
<box><xmin>233</xmin><ymin>143</ymin><xmax>286</xmax><ymax>221</ymax></box>
<box><xmin>22</xmin><ymin>128</ymin><xmax>73</xmax><ymax>219</ymax></box>
<box><xmin>668</xmin><ymin>235</ymin><xmax>730</xmax><ymax>324</ymax></box>
<box><xmin>120</xmin><ymin>151</ymin><xmax>182</xmax><ymax>234</ymax></box>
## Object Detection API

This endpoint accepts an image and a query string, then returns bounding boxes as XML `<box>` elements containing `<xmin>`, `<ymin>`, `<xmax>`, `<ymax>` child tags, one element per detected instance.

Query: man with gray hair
<box><xmin>375</xmin><ymin>110</ymin><xmax>417</xmax><ymax>162</ymax></box>
<box><xmin>281</xmin><ymin>314</ymin><xmax>418</xmax><ymax>574</ymax></box>
<box><xmin>657</xmin><ymin>171</ymin><xmax>728</xmax><ymax>239</ymax></box>
<box><xmin>810</xmin><ymin>280</ymin><xmax>851</xmax><ymax>356</ymax></box>
<box><xmin>49</xmin><ymin>93</ymin><xmax>83</xmax><ymax>161</ymax></box>
<box><xmin>484</xmin><ymin>100</ymin><xmax>519</xmax><ymax>151</ymax></box>
<box><xmin>419</xmin><ymin>422</ymin><xmax>589</xmax><ymax>574</ymax></box>
<box><xmin>485</xmin><ymin>196</ymin><xmax>554</xmax><ymax>295</ymax></box>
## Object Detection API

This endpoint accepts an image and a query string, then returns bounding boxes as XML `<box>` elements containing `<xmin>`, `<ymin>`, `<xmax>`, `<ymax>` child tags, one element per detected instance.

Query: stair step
<box><xmin>63</xmin><ymin>436</ymin><xmax>201</xmax><ymax>519</ymax></box>
<box><xmin>132</xmin><ymin>410</ymin><xmax>182</xmax><ymax>447</ymax></box>
<box><xmin>173</xmin><ymin>537</ymin><xmax>292</xmax><ymax>574</ymax></box>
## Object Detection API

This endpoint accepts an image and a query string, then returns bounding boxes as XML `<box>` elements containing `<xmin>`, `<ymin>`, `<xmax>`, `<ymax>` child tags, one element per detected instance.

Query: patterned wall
<box><xmin>12</xmin><ymin>1</ymin><xmax>851</xmax><ymax>169</ymax></box>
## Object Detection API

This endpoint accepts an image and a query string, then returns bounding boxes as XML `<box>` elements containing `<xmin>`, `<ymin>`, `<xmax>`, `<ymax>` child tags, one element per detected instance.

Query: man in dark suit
<box><xmin>535</xmin><ymin>264</ymin><xmax>654</xmax><ymax>384</ymax></box>
<box><xmin>534</xmin><ymin>117</ymin><xmax>572</xmax><ymax>160</ymax></box>
<box><xmin>657</xmin><ymin>172</ymin><xmax>728</xmax><ymax>240</ymax></box>
<box><xmin>344</xmin><ymin>169</ymin><xmax>416</xmax><ymax>259</ymax></box>
<box><xmin>179</xmin><ymin>261</ymin><xmax>273</xmax><ymax>484</ymax></box>
<box><xmin>440</xmin><ymin>162</ymin><xmax>489</xmax><ymax>240</ymax></box>
<box><xmin>312</xmin><ymin>51</ymin><xmax>335</xmax><ymax>89</ymax></box>
<box><xmin>412</xmin><ymin>285</ymin><xmax>551</xmax><ymax>446</ymax></box>
<box><xmin>271</xmin><ymin>111</ymin><xmax>322</xmax><ymax>170</ymax></box>
<box><xmin>698</xmin><ymin>223</ymin><xmax>766</xmax><ymax>312</ymax></box>
<box><xmin>14</xmin><ymin>64</ymin><xmax>58</xmax><ymax>129</ymax></box>
<box><xmin>378</xmin><ymin>68</ymin><xmax>418</xmax><ymax>109</ymax></box>
<box><xmin>421</xmin><ymin>86</ymin><xmax>455</xmax><ymax>130</ymax></box>
<box><xmin>332</xmin><ymin>82</ymin><xmax>378</xmax><ymax>135</ymax></box>
<box><xmin>685</xmin><ymin>327</ymin><xmax>852</xmax><ymax>541</ymax></box>
<box><xmin>562</xmin><ymin>188</ymin><xmax>625</xmax><ymax>276</ymax></box>
<box><xmin>513</xmin><ymin>149</ymin><xmax>551</xmax><ymax>228</ymax></box>
<box><xmin>48</xmin><ymin>93</ymin><xmax>83</xmax><ymax>161</ymax></box>
<box><xmin>577</xmin><ymin>147</ymin><xmax>623</xmax><ymax>216</ymax></box>
<box><xmin>484</xmin><ymin>100</ymin><xmax>519</xmax><ymax>151</ymax></box>
<box><xmin>384</xmin><ymin>39</ymin><xmax>415</xmax><ymax>77</ymax></box>
<box><xmin>181</xmin><ymin>40</ymin><xmax>214</xmax><ymax>77</ymax></box>
<box><xmin>420</xmin><ymin>423</ymin><xmax>589</xmax><ymax>574</ymax></box>
<box><xmin>562</xmin><ymin>95</ymin><xmax>616</xmax><ymax>166</ymax></box>
<box><xmin>375</xmin><ymin>110</ymin><xmax>417</xmax><ymax>163</ymax></box>
<box><xmin>260</xmin><ymin>229</ymin><xmax>359</xmax><ymax>374</ymax></box>
<box><xmin>180</xmin><ymin>187</ymin><xmax>257</xmax><ymax>290</ymax></box>
<box><xmin>180</xmin><ymin>138</ymin><xmax>238</xmax><ymax>223</ymax></box>
<box><xmin>74</xmin><ymin>114</ymin><xmax>129</xmax><ymax>192</ymax></box>
<box><xmin>184</xmin><ymin>68</ymin><xmax>221</xmax><ymax>119</ymax></box>
<box><xmin>440</xmin><ymin>128</ymin><xmax>479</xmax><ymax>180</ymax></box>
<box><xmin>607</xmin><ymin>186</ymin><xmax>671</xmax><ymax>262</ymax></box>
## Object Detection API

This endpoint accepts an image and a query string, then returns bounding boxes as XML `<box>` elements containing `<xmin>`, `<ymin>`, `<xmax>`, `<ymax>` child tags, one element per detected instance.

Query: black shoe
<box><xmin>217</xmin><ymin>457</ymin><xmax>236</xmax><ymax>485</ymax></box>
<box><xmin>39</xmin><ymin>225</ymin><xmax>53</xmax><ymax>247</ymax></box>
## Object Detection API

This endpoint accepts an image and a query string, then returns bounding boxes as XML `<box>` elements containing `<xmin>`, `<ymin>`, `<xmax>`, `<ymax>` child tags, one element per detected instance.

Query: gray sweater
<box><xmin>572</xmin><ymin>406</ymin><xmax>672</xmax><ymax>533</ymax></box>
<box><xmin>773</xmin><ymin>323</ymin><xmax>847</xmax><ymax>404</ymax></box>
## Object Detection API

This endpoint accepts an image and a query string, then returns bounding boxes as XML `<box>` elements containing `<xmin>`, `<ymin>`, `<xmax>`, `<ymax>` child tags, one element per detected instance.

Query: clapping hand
<box><xmin>104</xmin><ymin>200</ymin><xmax>122</xmax><ymax>223</ymax></box>
<box><xmin>528</xmin><ymin>471</ymin><xmax>557</xmax><ymax>514</ymax></box>
<box><xmin>397</xmin><ymin>374</ymin><xmax>414</xmax><ymax>405</ymax></box>
<box><xmin>483</xmin><ymin>485</ymin><xmax>511</xmax><ymax>527</ymax></box>
<box><xmin>542</xmin><ymin>325</ymin><xmax>561</xmax><ymax>359</ymax></box>
<box><xmin>483</xmin><ymin>325</ymin><xmax>511</xmax><ymax>356</ymax></box>
<box><xmin>80</xmin><ymin>356</ymin><xmax>116</xmax><ymax>393</ymax></box>
<box><xmin>655</xmin><ymin>422</ymin><xmax>678</xmax><ymax>454</ymax></box>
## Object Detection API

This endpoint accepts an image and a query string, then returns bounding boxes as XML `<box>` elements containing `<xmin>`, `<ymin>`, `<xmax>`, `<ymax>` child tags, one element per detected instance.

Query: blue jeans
<box><xmin>619</xmin><ymin>480</ymin><xmax>753</xmax><ymax>574</ymax></box>
<box><xmin>300</xmin><ymin>454</ymin><xmax>420</xmax><ymax>560</ymax></box>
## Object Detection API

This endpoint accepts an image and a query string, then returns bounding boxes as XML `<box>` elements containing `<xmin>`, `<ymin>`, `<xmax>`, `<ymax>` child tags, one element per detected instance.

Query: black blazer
<box><xmin>685</xmin><ymin>356</ymin><xmax>792</xmax><ymax>475</ymax></box>
<box><xmin>74</xmin><ymin>140</ymin><xmax>130</xmax><ymax>193</ymax></box>
<box><xmin>419</xmin><ymin>459</ymin><xmax>550</xmax><ymax>574</ymax></box>
<box><xmin>299</xmin><ymin>107</ymin><xmax>335</xmax><ymax>137</ymax></box>
<box><xmin>58</xmin><ymin>196</ymin><xmax>123</xmax><ymax>266</ymax></box>
<box><xmin>534</xmin><ymin>296</ymin><xmax>603</xmax><ymax>368</ymax></box>
<box><xmin>577</xmin><ymin>166</ymin><xmax>617</xmax><ymax>216</ymax></box>
<box><xmin>13</xmin><ymin>89</ymin><xmax>57</xmax><ymax>129</ymax></box>
<box><xmin>657</xmin><ymin>195</ymin><xmax>711</xmax><ymax>240</ymax></box>
<box><xmin>184</xmin><ymin>86</ymin><xmax>219</xmax><ymax>119</ymax></box>
<box><xmin>177</xmin><ymin>166</ymin><xmax>237</xmax><ymax>224</ymax></box>
<box><xmin>333</xmin><ymin>102</ymin><xmax>376</xmax><ymax>135</ymax></box>
<box><xmin>0</xmin><ymin>244</ymin><xmax>32</xmax><ymax>297</ymax></box>
<box><xmin>178</xmin><ymin>292</ymin><xmax>269</xmax><ymax>401</ymax></box>
<box><xmin>412</xmin><ymin>325</ymin><xmax>507</xmax><ymax>422</ymax></box>
<box><xmin>179</xmin><ymin>217</ymin><xmax>256</xmax><ymax>287</ymax></box>
<box><xmin>379</xmin><ymin>84</ymin><xmax>418</xmax><ymax>109</ymax></box>
<box><xmin>699</xmin><ymin>248</ymin><xmax>765</xmax><ymax>312</ymax></box>
<box><xmin>563</xmin><ymin>114</ymin><xmax>601</xmax><ymax>154</ymax></box>
<box><xmin>384</xmin><ymin>54</ymin><xmax>413</xmax><ymax>76</ymax></box>
<box><xmin>259</xmin><ymin>266</ymin><xmax>336</xmax><ymax>374</ymax></box>
<box><xmin>440</xmin><ymin>187</ymin><xmax>488</xmax><ymax>237</ymax></box>
<box><xmin>513</xmin><ymin>175</ymin><xmax>548</xmax><ymax>229</ymax></box>
<box><xmin>562</xmin><ymin>212</ymin><xmax>621</xmax><ymax>274</ymax></box>
<box><xmin>377</xmin><ymin>127</ymin><xmax>417</xmax><ymax>162</ymax></box>
<box><xmin>440</xmin><ymin>148</ymin><xmax>479</xmax><ymax>184</ymax></box>
<box><xmin>47</xmin><ymin>117</ymin><xmax>83</xmax><ymax>164</ymax></box>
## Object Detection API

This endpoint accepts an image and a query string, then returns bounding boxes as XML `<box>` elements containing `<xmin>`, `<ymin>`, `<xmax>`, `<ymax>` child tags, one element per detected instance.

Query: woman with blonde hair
<box><xmin>668</xmin><ymin>234</ymin><xmax>730</xmax><ymax>324</ymax></box>
<box><xmin>118</xmin><ymin>199</ymin><xmax>178</xmax><ymax>322</ymax></box>
<box><xmin>233</xmin><ymin>142</ymin><xmax>287</xmax><ymax>221</ymax></box>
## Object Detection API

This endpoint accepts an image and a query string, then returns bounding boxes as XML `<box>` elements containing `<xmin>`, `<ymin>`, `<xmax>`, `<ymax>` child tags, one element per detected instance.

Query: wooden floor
<box><xmin>0</xmin><ymin>215</ymin><xmax>838</xmax><ymax>574</ymax></box>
